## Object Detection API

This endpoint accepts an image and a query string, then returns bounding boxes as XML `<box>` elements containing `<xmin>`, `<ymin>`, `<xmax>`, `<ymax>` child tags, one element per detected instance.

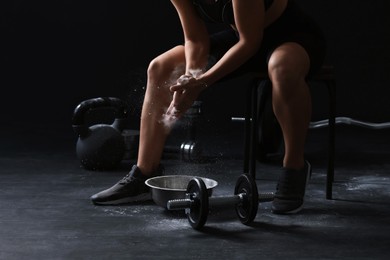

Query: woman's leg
<box><xmin>267</xmin><ymin>42</ymin><xmax>311</xmax><ymax>170</ymax></box>
<box><xmin>137</xmin><ymin>45</ymin><xmax>186</xmax><ymax>175</ymax></box>
<box><xmin>90</xmin><ymin>46</ymin><xmax>186</xmax><ymax>205</ymax></box>
<box><xmin>268</xmin><ymin>42</ymin><xmax>314</xmax><ymax>214</ymax></box>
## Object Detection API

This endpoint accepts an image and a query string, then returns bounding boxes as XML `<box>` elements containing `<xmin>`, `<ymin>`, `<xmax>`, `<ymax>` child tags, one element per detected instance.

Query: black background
<box><xmin>1</xmin><ymin>0</ymin><xmax>390</xmax><ymax>131</ymax></box>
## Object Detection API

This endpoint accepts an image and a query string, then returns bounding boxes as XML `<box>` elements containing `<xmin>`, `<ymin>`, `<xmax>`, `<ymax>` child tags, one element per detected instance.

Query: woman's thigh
<box><xmin>206</xmin><ymin>0</ymin><xmax>326</xmax><ymax>79</ymax></box>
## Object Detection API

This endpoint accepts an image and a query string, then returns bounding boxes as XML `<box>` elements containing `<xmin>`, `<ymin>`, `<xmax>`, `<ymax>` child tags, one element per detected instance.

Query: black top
<box><xmin>193</xmin><ymin>0</ymin><xmax>274</xmax><ymax>24</ymax></box>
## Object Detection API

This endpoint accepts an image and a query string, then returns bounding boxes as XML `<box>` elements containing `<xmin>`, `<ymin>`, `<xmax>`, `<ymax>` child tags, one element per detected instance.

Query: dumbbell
<box><xmin>167</xmin><ymin>174</ymin><xmax>274</xmax><ymax>230</ymax></box>
<box><xmin>164</xmin><ymin>141</ymin><xmax>203</xmax><ymax>162</ymax></box>
<box><xmin>163</xmin><ymin>101</ymin><xmax>203</xmax><ymax>162</ymax></box>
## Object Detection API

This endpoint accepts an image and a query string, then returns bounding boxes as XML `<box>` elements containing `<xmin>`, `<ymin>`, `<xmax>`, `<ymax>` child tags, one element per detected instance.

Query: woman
<box><xmin>91</xmin><ymin>0</ymin><xmax>326</xmax><ymax>214</ymax></box>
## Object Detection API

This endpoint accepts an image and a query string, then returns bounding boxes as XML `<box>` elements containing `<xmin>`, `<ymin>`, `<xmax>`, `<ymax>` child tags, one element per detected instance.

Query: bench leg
<box><xmin>244</xmin><ymin>78</ymin><xmax>271</xmax><ymax>179</ymax></box>
<box><xmin>326</xmin><ymin>79</ymin><xmax>336</xmax><ymax>199</ymax></box>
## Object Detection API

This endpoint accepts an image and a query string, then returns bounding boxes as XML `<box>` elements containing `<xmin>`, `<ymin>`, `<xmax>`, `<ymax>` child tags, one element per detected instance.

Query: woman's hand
<box><xmin>165</xmin><ymin>74</ymin><xmax>207</xmax><ymax>120</ymax></box>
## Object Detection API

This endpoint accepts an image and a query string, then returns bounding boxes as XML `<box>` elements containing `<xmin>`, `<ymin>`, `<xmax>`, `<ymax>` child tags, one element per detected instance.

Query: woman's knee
<box><xmin>147</xmin><ymin>58</ymin><xmax>168</xmax><ymax>81</ymax></box>
<box><xmin>268</xmin><ymin>43</ymin><xmax>310</xmax><ymax>87</ymax></box>
<box><xmin>269</xmin><ymin>62</ymin><xmax>298</xmax><ymax>87</ymax></box>
<box><xmin>147</xmin><ymin>46</ymin><xmax>185</xmax><ymax>82</ymax></box>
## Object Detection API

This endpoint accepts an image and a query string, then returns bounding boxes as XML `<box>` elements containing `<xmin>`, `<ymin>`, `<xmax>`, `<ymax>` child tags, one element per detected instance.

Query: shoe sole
<box><xmin>272</xmin><ymin>161</ymin><xmax>312</xmax><ymax>214</ymax></box>
<box><xmin>92</xmin><ymin>192</ymin><xmax>152</xmax><ymax>205</ymax></box>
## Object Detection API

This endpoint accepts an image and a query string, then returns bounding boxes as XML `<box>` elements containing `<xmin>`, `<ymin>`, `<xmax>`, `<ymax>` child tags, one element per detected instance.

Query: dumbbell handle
<box><xmin>167</xmin><ymin>194</ymin><xmax>243</xmax><ymax>211</ymax></box>
<box><xmin>258</xmin><ymin>192</ymin><xmax>275</xmax><ymax>202</ymax></box>
<box><xmin>167</xmin><ymin>198</ymin><xmax>192</xmax><ymax>211</ymax></box>
<box><xmin>167</xmin><ymin>192</ymin><xmax>274</xmax><ymax>211</ymax></box>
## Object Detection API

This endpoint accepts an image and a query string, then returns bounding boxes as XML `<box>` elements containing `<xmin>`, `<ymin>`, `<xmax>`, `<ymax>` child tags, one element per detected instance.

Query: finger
<box><xmin>172</xmin><ymin>91</ymin><xmax>184</xmax><ymax>106</ymax></box>
<box><xmin>165</xmin><ymin>103</ymin><xmax>182</xmax><ymax>121</ymax></box>
<box><xmin>177</xmin><ymin>75</ymin><xmax>192</xmax><ymax>85</ymax></box>
<box><xmin>170</xmin><ymin>84</ymin><xmax>183</xmax><ymax>92</ymax></box>
<box><xmin>176</xmin><ymin>75</ymin><xmax>196</xmax><ymax>87</ymax></box>
<box><xmin>166</xmin><ymin>105</ymin><xmax>178</xmax><ymax>118</ymax></box>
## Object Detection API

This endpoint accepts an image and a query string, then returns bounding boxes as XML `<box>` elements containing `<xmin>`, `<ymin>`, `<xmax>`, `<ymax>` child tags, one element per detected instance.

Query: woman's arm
<box><xmin>167</xmin><ymin>0</ymin><xmax>266</xmax><ymax>118</ymax></box>
<box><xmin>198</xmin><ymin>0</ymin><xmax>266</xmax><ymax>85</ymax></box>
<box><xmin>170</xmin><ymin>0</ymin><xmax>210</xmax><ymax>76</ymax></box>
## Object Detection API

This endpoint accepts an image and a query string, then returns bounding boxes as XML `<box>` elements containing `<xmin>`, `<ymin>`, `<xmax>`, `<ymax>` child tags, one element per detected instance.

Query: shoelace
<box><xmin>276</xmin><ymin>179</ymin><xmax>290</xmax><ymax>193</ymax></box>
<box><xmin>276</xmin><ymin>173</ymin><xmax>300</xmax><ymax>195</ymax></box>
<box><xmin>119</xmin><ymin>173</ymin><xmax>136</xmax><ymax>185</ymax></box>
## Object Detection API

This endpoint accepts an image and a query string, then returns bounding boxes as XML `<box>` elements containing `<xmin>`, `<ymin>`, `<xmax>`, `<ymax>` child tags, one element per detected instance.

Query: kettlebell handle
<box><xmin>72</xmin><ymin>97</ymin><xmax>128</xmax><ymax>136</ymax></box>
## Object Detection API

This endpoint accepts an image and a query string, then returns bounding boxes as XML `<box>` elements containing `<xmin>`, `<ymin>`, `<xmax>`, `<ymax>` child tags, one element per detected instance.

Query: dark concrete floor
<box><xmin>0</xmin><ymin>122</ymin><xmax>389</xmax><ymax>259</ymax></box>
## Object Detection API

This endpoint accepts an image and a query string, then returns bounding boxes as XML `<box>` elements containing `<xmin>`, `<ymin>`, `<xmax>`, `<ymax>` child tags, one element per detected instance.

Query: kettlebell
<box><xmin>72</xmin><ymin>97</ymin><xmax>128</xmax><ymax>170</ymax></box>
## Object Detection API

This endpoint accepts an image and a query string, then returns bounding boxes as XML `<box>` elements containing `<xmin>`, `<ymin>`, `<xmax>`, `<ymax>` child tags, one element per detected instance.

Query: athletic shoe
<box><xmin>272</xmin><ymin>161</ymin><xmax>311</xmax><ymax>214</ymax></box>
<box><xmin>90</xmin><ymin>165</ymin><xmax>164</xmax><ymax>205</ymax></box>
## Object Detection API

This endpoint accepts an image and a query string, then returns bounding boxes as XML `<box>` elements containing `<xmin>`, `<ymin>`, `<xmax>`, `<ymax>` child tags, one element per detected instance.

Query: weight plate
<box><xmin>186</xmin><ymin>178</ymin><xmax>209</xmax><ymax>230</ymax></box>
<box><xmin>180</xmin><ymin>141</ymin><xmax>203</xmax><ymax>162</ymax></box>
<box><xmin>234</xmin><ymin>174</ymin><xmax>259</xmax><ymax>225</ymax></box>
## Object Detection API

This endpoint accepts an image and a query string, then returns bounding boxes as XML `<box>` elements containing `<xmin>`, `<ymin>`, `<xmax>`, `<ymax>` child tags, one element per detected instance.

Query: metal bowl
<box><xmin>145</xmin><ymin>175</ymin><xmax>218</xmax><ymax>208</ymax></box>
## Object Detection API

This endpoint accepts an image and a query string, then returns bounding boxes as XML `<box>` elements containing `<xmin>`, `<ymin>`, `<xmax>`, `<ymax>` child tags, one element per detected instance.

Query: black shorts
<box><xmin>207</xmin><ymin>0</ymin><xmax>327</xmax><ymax>79</ymax></box>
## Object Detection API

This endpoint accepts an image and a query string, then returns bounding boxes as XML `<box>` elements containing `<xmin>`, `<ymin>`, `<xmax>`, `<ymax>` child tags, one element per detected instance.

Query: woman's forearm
<box><xmin>199</xmin><ymin>37</ymin><xmax>262</xmax><ymax>86</ymax></box>
<box><xmin>184</xmin><ymin>39</ymin><xmax>209</xmax><ymax>76</ymax></box>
